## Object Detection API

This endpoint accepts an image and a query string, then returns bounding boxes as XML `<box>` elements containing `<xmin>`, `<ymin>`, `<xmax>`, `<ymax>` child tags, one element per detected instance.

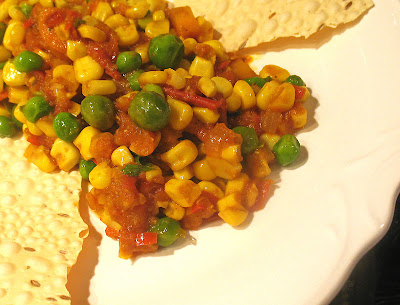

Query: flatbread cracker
<box><xmin>0</xmin><ymin>137</ymin><xmax>88</xmax><ymax>305</ymax></box>
<box><xmin>171</xmin><ymin>0</ymin><xmax>374</xmax><ymax>51</ymax></box>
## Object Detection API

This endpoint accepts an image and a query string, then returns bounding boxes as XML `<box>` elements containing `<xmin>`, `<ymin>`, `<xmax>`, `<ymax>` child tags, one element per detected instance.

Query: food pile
<box><xmin>0</xmin><ymin>0</ymin><xmax>310</xmax><ymax>259</ymax></box>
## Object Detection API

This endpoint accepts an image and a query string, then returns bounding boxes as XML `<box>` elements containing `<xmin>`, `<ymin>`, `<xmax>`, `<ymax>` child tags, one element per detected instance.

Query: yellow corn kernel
<box><xmin>289</xmin><ymin>102</ymin><xmax>308</xmax><ymax>128</ymax></box>
<box><xmin>125</xmin><ymin>0</ymin><xmax>150</xmax><ymax>19</ymax></box>
<box><xmin>226</xmin><ymin>92</ymin><xmax>241</xmax><ymax>112</ymax></box>
<box><xmin>50</xmin><ymin>138</ymin><xmax>80</xmax><ymax>171</ymax></box>
<box><xmin>36</xmin><ymin>115</ymin><xmax>57</xmax><ymax>138</ymax></box>
<box><xmin>111</xmin><ymin>145</ymin><xmax>134</xmax><ymax>167</ymax></box>
<box><xmin>246</xmin><ymin>148</ymin><xmax>272</xmax><ymax>178</ymax></box>
<box><xmin>164</xmin><ymin>178</ymin><xmax>202</xmax><ymax>207</ymax></box>
<box><xmin>259</xmin><ymin>133</ymin><xmax>280</xmax><ymax>151</ymax></box>
<box><xmin>0</xmin><ymin>0</ymin><xmax>18</xmax><ymax>22</ymax></box>
<box><xmin>3</xmin><ymin>20</ymin><xmax>25</xmax><ymax>51</ymax></box>
<box><xmin>0</xmin><ymin>46</ymin><xmax>12</xmax><ymax>62</ymax></box>
<box><xmin>26</xmin><ymin>121</ymin><xmax>44</xmax><ymax>136</ymax></box>
<box><xmin>54</xmin><ymin>23</ymin><xmax>70</xmax><ymax>41</ymax></box>
<box><xmin>221</xmin><ymin>144</ymin><xmax>242</xmax><ymax>164</ymax></box>
<box><xmin>2</xmin><ymin>61</ymin><xmax>27</xmax><ymax>86</ymax></box>
<box><xmin>69</xmin><ymin>101</ymin><xmax>81</xmax><ymax>116</ymax></box>
<box><xmin>134</xmin><ymin>43</ymin><xmax>150</xmax><ymax>64</ymax></box>
<box><xmin>298</xmin><ymin>86</ymin><xmax>310</xmax><ymax>103</ymax></box>
<box><xmin>146</xmin><ymin>0</ymin><xmax>166</xmax><ymax>12</ymax></box>
<box><xmin>225</xmin><ymin>173</ymin><xmax>249</xmax><ymax>196</ymax></box>
<box><xmin>269</xmin><ymin>82</ymin><xmax>295</xmax><ymax>112</ymax></box>
<box><xmin>91</xmin><ymin>1</ymin><xmax>114</xmax><ymax>22</ymax></box>
<box><xmin>73</xmin><ymin>126</ymin><xmax>101</xmax><ymax>160</ymax></box>
<box><xmin>0</xmin><ymin>73</ymin><xmax>3</xmax><ymax>93</ymax></box>
<box><xmin>243</xmin><ymin>181</ymin><xmax>258</xmax><ymax>208</ymax></box>
<box><xmin>13</xmin><ymin>101</ymin><xmax>27</xmax><ymax>124</ymax></box>
<box><xmin>82</xmin><ymin>80</ymin><xmax>117</xmax><ymax>96</ymax></box>
<box><xmin>233</xmin><ymin>80</ymin><xmax>256</xmax><ymax>110</ymax></box>
<box><xmin>217</xmin><ymin>193</ymin><xmax>248</xmax><ymax>226</ymax></box>
<box><xmin>54</xmin><ymin>0</ymin><xmax>67</xmax><ymax>8</ymax></box>
<box><xmin>53</xmin><ymin>64</ymin><xmax>80</xmax><ymax>93</ymax></box>
<box><xmin>161</xmin><ymin>139</ymin><xmax>198</xmax><ymax>171</ymax></box>
<box><xmin>0</xmin><ymin>102</ymin><xmax>10</xmax><ymax>118</ymax></box>
<box><xmin>183</xmin><ymin>38</ymin><xmax>197</xmax><ymax>56</ymax></box>
<box><xmin>193</xmin><ymin>107</ymin><xmax>219</xmax><ymax>124</ymax></box>
<box><xmin>197</xmin><ymin>142</ymin><xmax>205</xmax><ymax>156</ymax></box>
<box><xmin>22</xmin><ymin>123</ymin><xmax>29</xmax><ymax>138</ymax></box>
<box><xmin>78</xmin><ymin>24</ymin><xmax>106</xmax><ymax>42</ymax></box>
<box><xmin>82</xmin><ymin>15</ymin><xmax>98</xmax><ymax>26</ymax></box>
<box><xmin>259</xmin><ymin>65</ymin><xmax>290</xmax><ymax>83</ymax></box>
<box><xmin>7</xmin><ymin>86</ymin><xmax>30</xmax><ymax>104</ymax></box>
<box><xmin>203</xmin><ymin>40</ymin><xmax>229</xmax><ymax>60</ymax></box>
<box><xmin>198</xmin><ymin>77</ymin><xmax>217</xmax><ymax>98</ymax></box>
<box><xmin>39</xmin><ymin>0</ymin><xmax>53</xmax><ymax>7</ymax></box>
<box><xmin>145</xmin><ymin>165</ymin><xmax>163</xmax><ymax>182</ymax></box>
<box><xmin>192</xmin><ymin>158</ymin><xmax>216</xmax><ymax>181</ymax></box>
<box><xmin>73</xmin><ymin>56</ymin><xmax>104</xmax><ymax>84</ymax></box>
<box><xmin>197</xmin><ymin>16</ymin><xmax>213</xmax><ymax>42</ymax></box>
<box><xmin>165</xmin><ymin>68</ymin><xmax>186</xmax><ymax>89</ymax></box>
<box><xmin>197</xmin><ymin>181</ymin><xmax>224</xmax><ymax>199</ymax></box>
<box><xmin>104</xmin><ymin>14</ymin><xmax>129</xmax><ymax>30</ymax></box>
<box><xmin>189</xmin><ymin>56</ymin><xmax>214</xmax><ymax>78</ymax></box>
<box><xmin>152</xmin><ymin>9</ymin><xmax>165</xmax><ymax>20</ymax></box>
<box><xmin>206</xmin><ymin>156</ymin><xmax>242</xmax><ymax>180</ymax></box>
<box><xmin>173</xmin><ymin>165</ymin><xmax>194</xmax><ymax>180</ymax></box>
<box><xmin>115</xmin><ymin>24</ymin><xmax>139</xmax><ymax>46</ymax></box>
<box><xmin>8</xmin><ymin>5</ymin><xmax>26</xmax><ymax>21</ymax></box>
<box><xmin>89</xmin><ymin>162</ymin><xmax>112</xmax><ymax>189</ymax></box>
<box><xmin>176</xmin><ymin>67</ymin><xmax>191</xmax><ymax>78</ymax></box>
<box><xmin>211</xmin><ymin>76</ymin><xmax>233</xmax><ymax>98</ymax></box>
<box><xmin>24</xmin><ymin>144</ymin><xmax>57</xmax><ymax>173</ymax></box>
<box><xmin>164</xmin><ymin>201</ymin><xmax>185</xmax><ymax>221</ymax></box>
<box><xmin>138</xmin><ymin>71</ymin><xmax>168</xmax><ymax>86</ymax></box>
<box><xmin>66</xmin><ymin>40</ymin><xmax>87</xmax><ymax>61</ymax></box>
<box><xmin>256</xmin><ymin>80</ymin><xmax>280</xmax><ymax>110</ymax></box>
<box><xmin>145</xmin><ymin>19</ymin><xmax>169</xmax><ymax>38</ymax></box>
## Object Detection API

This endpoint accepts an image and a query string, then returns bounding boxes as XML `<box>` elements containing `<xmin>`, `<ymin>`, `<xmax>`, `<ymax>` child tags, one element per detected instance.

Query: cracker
<box><xmin>0</xmin><ymin>137</ymin><xmax>88</xmax><ymax>305</ymax></box>
<box><xmin>171</xmin><ymin>0</ymin><xmax>374</xmax><ymax>51</ymax></box>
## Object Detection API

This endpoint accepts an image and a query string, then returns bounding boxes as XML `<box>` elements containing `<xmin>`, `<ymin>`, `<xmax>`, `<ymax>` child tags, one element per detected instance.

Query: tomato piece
<box><xmin>23</xmin><ymin>19</ymin><xmax>35</xmax><ymax>28</ymax></box>
<box><xmin>163</xmin><ymin>86</ymin><xmax>222</xmax><ymax>110</ymax></box>
<box><xmin>105</xmin><ymin>226</ymin><xmax>121</xmax><ymax>239</ymax></box>
<box><xmin>293</xmin><ymin>85</ymin><xmax>306</xmax><ymax>100</ymax></box>
<box><xmin>135</xmin><ymin>232</ymin><xmax>157</xmax><ymax>246</ymax></box>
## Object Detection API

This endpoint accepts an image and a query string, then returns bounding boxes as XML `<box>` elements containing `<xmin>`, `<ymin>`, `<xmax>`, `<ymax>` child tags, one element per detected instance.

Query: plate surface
<box><xmin>68</xmin><ymin>2</ymin><xmax>400</xmax><ymax>304</ymax></box>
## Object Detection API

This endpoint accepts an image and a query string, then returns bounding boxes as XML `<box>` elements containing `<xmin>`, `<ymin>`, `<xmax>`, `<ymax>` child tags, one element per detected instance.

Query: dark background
<box><xmin>330</xmin><ymin>196</ymin><xmax>400</xmax><ymax>305</ymax></box>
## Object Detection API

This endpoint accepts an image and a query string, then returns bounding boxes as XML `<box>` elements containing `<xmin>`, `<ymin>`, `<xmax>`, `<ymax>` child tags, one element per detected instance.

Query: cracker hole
<box><xmin>317</xmin><ymin>23</ymin><xmax>325</xmax><ymax>31</ymax></box>
<box><xmin>345</xmin><ymin>2</ymin><xmax>353</xmax><ymax>9</ymax></box>
<box><xmin>59</xmin><ymin>250</ymin><xmax>67</xmax><ymax>255</ymax></box>
<box><xmin>31</xmin><ymin>280</ymin><xmax>41</xmax><ymax>287</ymax></box>
<box><xmin>59</xmin><ymin>295</ymin><xmax>71</xmax><ymax>300</ymax></box>
<box><xmin>269</xmin><ymin>12</ymin><xmax>276</xmax><ymax>19</ymax></box>
<box><xmin>24</xmin><ymin>247</ymin><xmax>36</xmax><ymax>252</ymax></box>
<box><xmin>46</xmin><ymin>297</ymin><xmax>57</xmax><ymax>302</ymax></box>
<box><xmin>57</xmin><ymin>213</ymin><xmax>70</xmax><ymax>218</ymax></box>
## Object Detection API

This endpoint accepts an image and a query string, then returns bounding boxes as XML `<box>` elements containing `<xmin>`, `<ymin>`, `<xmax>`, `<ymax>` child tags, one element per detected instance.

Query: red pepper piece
<box><xmin>163</xmin><ymin>86</ymin><xmax>222</xmax><ymax>110</ymax></box>
<box><xmin>0</xmin><ymin>91</ymin><xmax>8</xmax><ymax>102</ymax></box>
<box><xmin>105</xmin><ymin>226</ymin><xmax>121</xmax><ymax>239</ymax></box>
<box><xmin>135</xmin><ymin>232</ymin><xmax>157</xmax><ymax>246</ymax></box>
<box><xmin>293</xmin><ymin>85</ymin><xmax>306</xmax><ymax>100</ymax></box>
<box><xmin>27</xmin><ymin>135</ymin><xmax>42</xmax><ymax>146</ymax></box>
<box><xmin>23</xmin><ymin>19</ymin><xmax>35</xmax><ymax>28</ymax></box>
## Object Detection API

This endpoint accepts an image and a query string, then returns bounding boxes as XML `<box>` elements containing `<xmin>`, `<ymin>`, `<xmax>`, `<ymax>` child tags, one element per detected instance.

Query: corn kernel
<box><xmin>111</xmin><ymin>146</ymin><xmax>134</xmax><ymax>167</ymax></box>
<box><xmin>115</xmin><ymin>24</ymin><xmax>139</xmax><ymax>46</ymax></box>
<box><xmin>243</xmin><ymin>181</ymin><xmax>258</xmax><ymax>208</ymax></box>
<box><xmin>256</xmin><ymin>80</ymin><xmax>280</xmax><ymax>110</ymax></box>
<box><xmin>259</xmin><ymin>133</ymin><xmax>280</xmax><ymax>151</ymax></box>
<box><xmin>78</xmin><ymin>24</ymin><xmax>106</xmax><ymax>42</ymax></box>
<box><xmin>39</xmin><ymin>0</ymin><xmax>53</xmax><ymax>7</ymax></box>
<box><xmin>173</xmin><ymin>165</ymin><xmax>194</xmax><ymax>180</ymax></box>
<box><xmin>269</xmin><ymin>82</ymin><xmax>295</xmax><ymax>112</ymax></box>
<box><xmin>165</xmin><ymin>68</ymin><xmax>186</xmax><ymax>89</ymax></box>
<box><xmin>193</xmin><ymin>158</ymin><xmax>216</xmax><ymax>181</ymax></box>
<box><xmin>176</xmin><ymin>67</ymin><xmax>191</xmax><ymax>78</ymax></box>
<box><xmin>233</xmin><ymin>80</ymin><xmax>256</xmax><ymax>110</ymax></box>
<box><xmin>134</xmin><ymin>43</ymin><xmax>150</xmax><ymax>64</ymax></box>
<box><xmin>198</xmin><ymin>76</ymin><xmax>217</xmax><ymax>97</ymax></box>
<box><xmin>13</xmin><ymin>100</ymin><xmax>27</xmax><ymax>124</ymax></box>
<box><xmin>203</xmin><ymin>40</ymin><xmax>229</xmax><ymax>60</ymax></box>
<box><xmin>24</xmin><ymin>144</ymin><xmax>57</xmax><ymax>173</ymax></box>
<box><xmin>197</xmin><ymin>16</ymin><xmax>213</xmax><ymax>42</ymax></box>
<box><xmin>193</xmin><ymin>107</ymin><xmax>219</xmax><ymax>124</ymax></box>
<box><xmin>211</xmin><ymin>76</ymin><xmax>233</xmax><ymax>98</ymax></box>
<box><xmin>189</xmin><ymin>56</ymin><xmax>214</xmax><ymax>78</ymax></box>
<box><xmin>164</xmin><ymin>201</ymin><xmax>185</xmax><ymax>220</ymax></box>
<box><xmin>26</xmin><ymin>121</ymin><xmax>44</xmax><ymax>136</ymax></box>
<box><xmin>125</xmin><ymin>0</ymin><xmax>150</xmax><ymax>19</ymax></box>
<box><xmin>54</xmin><ymin>23</ymin><xmax>70</xmax><ymax>41</ymax></box>
<box><xmin>73</xmin><ymin>126</ymin><xmax>101</xmax><ymax>160</ymax></box>
<box><xmin>0</xmin><ymin>46</ymin><xmax>12</xmax><ymax>62</ymax></box>
<box><xmin>289</xmin><ymin>102</ymin><xmax>307</xmax><ymax>128</ymax></box>
<box><xmin>138</xmin><ymin>71</ymin><xmax>168</xmax><ymax>86</ymax></box>
<box><xmin>91</xmin><ymin>1</ymin><xmax>114</xmax><ymax>22</ymax></box>
<box><xmin>82</xmin><ymin>80</ymin><xmax>117</xmax><ymax>96</ymax></box>
<box><xmin>206</xmin><ymin>156</ymin><xmax>242</xmax><ymax>180</ymax></box>
<box><xmin>50</xmin><ymin>138</ymin><xmax>80</xmax><ymax>171</ymax></box>
<box><xmin>221</xmin><ymin>144</ymin><xmax>242</xmax><ymax>164</ymax></box>
<box><xmin>7</xmin><ymin>86</ymin><xmax>30</xmax><ymax>104</ymax></box>
<box><xmin>89</xmin><ymin>162</ymin><xmax>112</xmax><ymax>189</ymax></box>
<box><xmin>145</xmin><ymin>165</ymin><xmax>163</xmax><ymax>182</ymax></box>
<box><xmin>145</xmin><ymin>19</ymin><xmax>169</xmax><ymax>38</ymax></box>
<box><xmin>53</xmin><ymin>64</ymin><xmax>80</xmax><ymax>93</ymax></box>
<box><xmin>104</xmin><ymin>14</ymin><xmax>129</xmax><ymax>30</ymax></box>
<box><xmin>298</xmin><ymin>86</ymin><xmax>310</xmax><ymax>103</ymax></box>
<box><xmin>3</xmin><ymin>20</ymin><xmax>25</xmax><ymax>51</ymax></box>
<box><xmin>226</xmin><ymin>92</ymin><xmax>241</xmax><ymax>112</ymax></box>
<box><xmin>66</xmin><ymin>40</ymin><xmax>87</xmax><ymax>61</ymax></box>
<box><xmin>73</xmin><ymin>56</ymin><xmax>104</xmax><ymax>84</ymax></box>
<box><xmin>246</xmin><ymin>148</ymin><xmax>272</xmax><ymax>178</ymax></box>
<box><xmin>2</xmin><ymin>61</ymin><xmax>27</xmax><ymax>86</ymax></box>
<box><xmin>217</xmin><ymin>193</ymin><xmax>248</xmax><ymax>226</ymax></box>
<box><xmin>0</xmin><ymin>0</ymin><xmax>18</xmax><ymax>22</ymax></box>
<box><xmin>82</xmin><ymin>15</ymin><xmax>98</xmax><ymax>26</ymax></box>
<box><xmin>183</xmin><ymin>38</ymin><xmax>197</xmax><ymax>56</ymax></box>
<box><xmin>164</xmin><ymin>178</ymin><xmax>202</xmax><ymax>207</ymax></box>
<box><xmin>146</xmin><ymin>0</ymin><xmax>166</xmax><ymax>12</ymax></box>
<box><xmin>34</xmin><ymin>115</ymin><xmax>56</xmax><ymax>138</ymax></box>
<box><xmin>54</xmin><ymin>0</ymin><xmax>67</xmax><ymax>8</ymax></box>
<box><xmin>69</xmin><ymin>102</ymin><xmax>81</xmax><ymax>116</ymax></box>
<box><xmin>161</xmin><ymin>139</ymin><xmax>198</xmax><ymax>171</ymax></box>
<box><xmin>197</xmin><ymin>181</ymin><xmax>224</xmax><ymax>199</ymax></box>
<box><xmin>259</xmin><ymin>65</ymin><xmax>290</xmax><ymax>83</ymax></box>
<box><xmin>8</xmin><ymin>5</ymin><xmax>26</xmax><ymax>21</ymax></box>
<box><xmin>225</xmin><ymin>173</ymin><xmax>249</xmax><ymax>196</ymax></box>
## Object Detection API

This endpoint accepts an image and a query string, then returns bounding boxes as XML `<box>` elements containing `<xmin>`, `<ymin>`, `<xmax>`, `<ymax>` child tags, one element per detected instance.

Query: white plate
<box><xmin>68</xmin><ymin>2</ymin><xmax>400</xmax><ymax>304</ymax></box>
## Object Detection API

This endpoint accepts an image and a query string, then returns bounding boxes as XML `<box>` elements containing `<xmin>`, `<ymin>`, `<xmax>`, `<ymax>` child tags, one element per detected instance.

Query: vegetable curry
<box><xmin>0</xmin><ymin>0</ymin><xmax>310</xmax><ymax>259</ymax></box>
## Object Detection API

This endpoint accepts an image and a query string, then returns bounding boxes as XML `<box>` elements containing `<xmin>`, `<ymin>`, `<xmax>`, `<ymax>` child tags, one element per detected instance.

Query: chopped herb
<box><xmin>74</xmin><ymin>18</ymin><xmax>86</xmax><ymax>28</ymax></box>
<box><xmin>122</xmin><ymin>162</ymin><xmax>154</xmax><ymax>177</ymax></box>
<box><xmin>244</xmin><ymin>76</ymin><xmax>272</xmax><ymax>87</ymax></box>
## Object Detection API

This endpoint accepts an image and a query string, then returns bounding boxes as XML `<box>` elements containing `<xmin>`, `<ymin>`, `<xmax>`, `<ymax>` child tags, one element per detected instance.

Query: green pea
<box><xmin>11</xmin><ymin>105</ymin><xmax>23</xmax><ymax>129</ymax></box>
<box><xmin>23</xmin><ymin>96</ymin><xmax>53</xmax><ymax>123</ymax></box>
<box><xmin>0</xmin><ymin>116</ymin><xmax>17</xmax><ymax>138</ymax></box>
<box><xmin>244</xmin><ymin>76</ymin><xmax>272</xmax><ymax>87</ymax></box>
<box><xmin>150</xmin><ymin>217</ymin><xmax>182</xmax><ymax>247</ymax></box>
<box><xmin>116</xmin><ymin>51</ymin><xmax>142</xmax><ymax>74</ymax></box>
<box><xmin>0</xmin><ymin>61</ymin><xmax>6</xmax><ymax>69</ymax></box>
<box><xmin>138</xmin><ymin>11</ymin><xmax>152</xmax><ymax>30</ymax></box>
<box><xmin>20</xmin><ymin>3</ymin><xmax>33</xmax><ymax>17</ymax></box>
<box><xmin>81</xmin><ymin>95</ymin><xmax>116</xmax><ymax>130</ymax></box>
<box><xmin>13</xmin><ymin>51</ymin><xmax>43</xmax><ymax>72</ymax></box>
<box><xmin>143</xmin><ymin>84</ymin><xmax>165</xmax><ymax>98</ymax></box>
<box><xmin>79</xmin><ymin>159</ymin><xmax>96</xmax><ymax>180</ymax></box>
<box><xmin>148</xmin><ymin>34</ymin><xmax>184</xmax><ymax>69</ymax></box>
<box><xmin>285</xmin><ymin>75</ymin><xmax>305</xmax><ymax>86</ymax></box>
<box><xmin>53</xmin><ymin>112</ymin><xmax>82</xmax><ymax>142</ymax></box>
<box><xmin>232</xmin><ymin>126</ymin><xmax>259</xmax><ymax>155</ymax></box>
<box><xmin>273</xmin><ymin>134</ymin><xmax>301</xmax><ymax>166</ymax></box>
<box><xmin>128</xmin><ymin>91</ymin><xmax>170</xmax><ymax>131</ymax></box>
<box><xmin>128</xmin><ymin>69</ymin><xmax>144</xmax><ymax>91</ymax></box>
<box><xmin>0</xmin><ymin>23</ymin><xmax>6</xmax><ymax>43</ymax></box>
